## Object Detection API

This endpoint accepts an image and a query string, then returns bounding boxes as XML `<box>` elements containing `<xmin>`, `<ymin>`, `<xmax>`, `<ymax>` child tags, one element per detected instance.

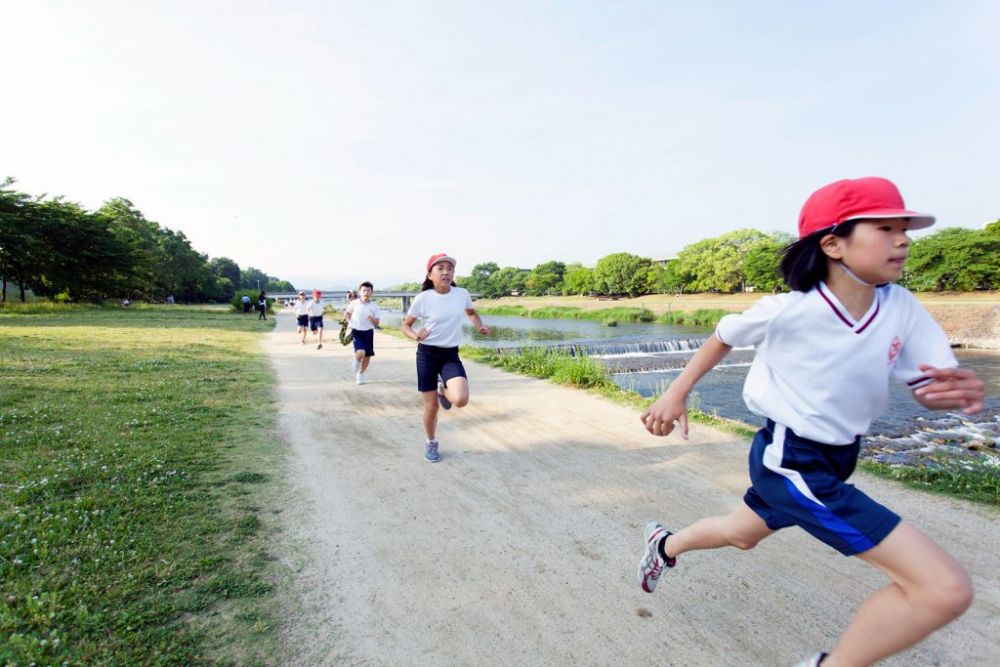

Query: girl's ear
<box><xmin>819</xmin><ymin>233</ymin><xmax>843</xmax><ymax>260</ymax></box>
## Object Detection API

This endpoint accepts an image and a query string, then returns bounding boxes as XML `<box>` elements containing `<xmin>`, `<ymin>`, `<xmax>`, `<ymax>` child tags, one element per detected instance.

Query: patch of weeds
<box><xmin>233</xmin><ymin>471</ymin><xmax>269</xmax><ymax>484</ymax></box>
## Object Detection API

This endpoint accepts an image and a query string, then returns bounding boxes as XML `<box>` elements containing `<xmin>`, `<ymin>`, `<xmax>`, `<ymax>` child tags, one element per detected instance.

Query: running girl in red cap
<box><xmin>635</xmin><ymin>177</ymin><xmax>984</xmax><ymax>667</ymax></box>
<box><xmin>401</xmin><ymin>253</ymin><xmax>490</xmax><ymax>462</ymax></box>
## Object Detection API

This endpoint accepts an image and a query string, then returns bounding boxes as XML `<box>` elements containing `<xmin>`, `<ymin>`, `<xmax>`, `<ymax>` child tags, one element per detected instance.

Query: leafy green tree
<box><xmin>743</xmin><ymin>232</ymin><xmax>793</xmax><ymax>293</ymax></box>
<box><xmin>656</xmin><ymin>260</ymin><xmax>689</xmax><ymax>294</ymax></box>
<box><xmin>592</xmin><ymin>252</ymin><xmax>654</xmax><ymax>297</ymax></box>
<box><xmin>672</xmin><ymin>229</ymin><xmax>770</xmax><ymax>293</ymax></box>
<box><xmin>562</xmin><ymin>263</ymin><xmax>593</xmax><ymax>295</ymax></box>
<box><xmin>241</xmin><ymin>267</ymin><xmax>269</xmax><ymax>291</ymax></box>
<box><xmin>210</xmin><ymin>257</ymin><xmax>241</xmax><ymax>292</ymax></box>
<box><xmin>903</xmin><ymin>227</ymin><xmax>1000</xmax><ymax>291</ymax></box>
<box><xmin>268</xmin><ymin>279</ymin><xmax>296</xmax><ymax>292</ymax></box>
<box><xmin>525</xmin><ymin>260</ymin><xmax>565</xmax><ymax>296</ymax></box>
<box><xmin>0</xmin><ymin>179</ymin><xmax>39</xmax><ymax>302</ymax></box>
<box><xmin>488</xmin><ymin>266</ymin><xmax>529</xmax><ymax>297</ymax></box>
<box><xmin>464</xmin><ymin>262</ymin><xmax>500</xmax><ymax>295</ymax></box>
<box><xmin>390</xmin><ymin>281</ymin><xmax>423</xmax><ymax>292</ymax></box>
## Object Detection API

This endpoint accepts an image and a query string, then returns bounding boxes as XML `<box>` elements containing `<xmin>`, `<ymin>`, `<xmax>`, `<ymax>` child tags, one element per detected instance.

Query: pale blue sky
<box><xmin>2</xmin><ymin>1</ymin><xmax>997</xmax><ymax>288</ymax></box>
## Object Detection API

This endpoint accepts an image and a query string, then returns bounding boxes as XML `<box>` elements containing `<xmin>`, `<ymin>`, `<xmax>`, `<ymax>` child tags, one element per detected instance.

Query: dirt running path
<box><xmin>265</xmin><ymin>312</ymin><xmax>999</xmax><ymax>666</ymax></box>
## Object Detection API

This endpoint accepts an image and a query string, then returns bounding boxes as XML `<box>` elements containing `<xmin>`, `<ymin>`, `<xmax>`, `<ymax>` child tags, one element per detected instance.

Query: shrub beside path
<box><xmin>263</xmin><ymin>311</ymin><xmax>999</xmax><ymax>666</ymax></box>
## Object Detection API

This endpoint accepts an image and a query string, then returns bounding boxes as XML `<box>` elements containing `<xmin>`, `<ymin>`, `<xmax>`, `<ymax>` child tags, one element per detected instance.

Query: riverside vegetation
<box><xmin>0</xmin><ymin>304</ymin><xmax>281</xmax><ymax>664</ymax></box>
<box><xmin>474</xmin><ymin>304</ymin><xmax>730</xmax><ymax>328</ymax></box>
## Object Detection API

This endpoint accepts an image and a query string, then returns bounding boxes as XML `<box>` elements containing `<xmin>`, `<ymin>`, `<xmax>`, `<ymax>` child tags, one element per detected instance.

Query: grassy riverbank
<box><xmin>474</xmin><ymin>304</ymin><xmax>730</xmax><ymax>328</ymax></box>
<box><xmin>0</xmin><ymin>304</ymin><xmax>281</xmax><ymax>665</ymax></box>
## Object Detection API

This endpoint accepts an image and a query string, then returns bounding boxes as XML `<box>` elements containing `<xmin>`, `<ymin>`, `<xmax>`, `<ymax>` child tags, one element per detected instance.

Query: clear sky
<box><xmin>2</xmin><ymin>1</ymin><xmax>997</xmax><ymax>289</ymax></box>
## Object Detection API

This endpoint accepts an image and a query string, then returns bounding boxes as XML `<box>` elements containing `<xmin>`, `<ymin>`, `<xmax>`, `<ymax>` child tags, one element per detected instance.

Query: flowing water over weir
<box><xmin>493</xmin><ymin>339</ymin><xmax>1000</xmax><ymax>467</ymax></box>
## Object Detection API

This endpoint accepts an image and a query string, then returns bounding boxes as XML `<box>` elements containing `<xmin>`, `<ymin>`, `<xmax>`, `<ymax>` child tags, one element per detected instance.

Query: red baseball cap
<box><xmin>312</xmin><ymin>289</ymin><xmax>321</xmax><ymax>296</ymax></box>
<box><xmin>426</xmin><ymin>253</ymin><xmax>457</xmax><ymax>273</ymax></box>
<box><xmin>798</xmin><ymin>177</ymin><xmax>934</xmax><ymax>238</ymax></box>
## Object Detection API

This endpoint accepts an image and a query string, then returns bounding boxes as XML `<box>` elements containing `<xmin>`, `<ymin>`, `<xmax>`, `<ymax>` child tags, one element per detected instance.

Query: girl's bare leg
<box><xmin>442</xmin><ymin>376</ymin><xmax>470</xmax><ymax>408</ymax></box>
<box><xmin>823</xmin><ymin>521</ymin><xmax>972</xmax><ymax>667</ymax></box>
<box><xmin>421</xmin><ymin>391</ymin><xmax>439</xmax><ymax>440</ymax></box>
<box><xmin>664</xmin><ymin>502</ymin><xmax>775</xmax><ymax>557</ymax></box>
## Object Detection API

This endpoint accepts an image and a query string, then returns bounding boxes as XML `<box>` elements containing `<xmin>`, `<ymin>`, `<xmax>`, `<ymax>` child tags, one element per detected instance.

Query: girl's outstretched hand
<box><xmin>640</xmin><ymin>391</ymin><xmax>689</xmax><ymax>439</ymax></box>
<box><xmin>914</xmin><ymin>364</ymin><xmax>985</xmax><ymax>414</ymax></box>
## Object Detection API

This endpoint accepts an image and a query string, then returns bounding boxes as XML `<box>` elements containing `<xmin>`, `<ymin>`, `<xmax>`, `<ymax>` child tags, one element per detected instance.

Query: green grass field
<box><xmin>1</xmin><ymin>304</ymin><xmax>281</xmax><ymax>665</ymax></box>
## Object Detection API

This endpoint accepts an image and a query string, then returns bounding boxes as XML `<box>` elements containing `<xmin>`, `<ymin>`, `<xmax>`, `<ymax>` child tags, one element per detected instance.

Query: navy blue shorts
<box><xmin>296</xmin><ymin>315</ymin><xmax>309</xmax><ymax>327</ymax></box>
<box><xmin>352</xmin><ymin>328</ymin><xmax>375</xmax><ymax>357</ymax></box>
<box><xmin>744</xmin><ymin>420</ymin><xmax>900</xmax><ymax>556</ymax></box>
<box><xmin>416</xmin><ymin>343</ymin><xmax>467</xmax><ymax>392</ymax></box>
<box><xmin>309</xmin><ymin>316</ymin><xmax>323</xmax><ymax>331</ymax></box>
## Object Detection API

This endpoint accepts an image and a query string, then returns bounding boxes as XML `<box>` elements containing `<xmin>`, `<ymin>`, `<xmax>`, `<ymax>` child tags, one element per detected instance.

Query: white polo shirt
<box><xmin>306</xmin><ymin>300</ymin><xmax>325</xmax><ymax>317</ymax></box>
<box><xmin>714</xmin><ymin>283</ymin><xmax>956</xmax><ymax>445</ymax></box>
<box><xmin>345</xmin><ymin>300</ymin><xmax>381</xmax><ymax>331</ymax></box>
<box><xmin>293</xmin><ymin>299</ymin><xmax>310</xmax><ymax>316</ymax></box>
<box><xmin>407</xmin><ymin>287</ymin><xmax>474</xmax><ymax>348</ymax></box>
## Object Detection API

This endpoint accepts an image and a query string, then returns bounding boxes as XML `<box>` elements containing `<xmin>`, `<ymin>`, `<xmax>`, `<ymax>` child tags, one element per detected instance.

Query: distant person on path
<box><xmin>241</xmin><ymin>293</ymin><xmax>252</xmax><ymax>314</ymax></box>
<box><xmin>401</xmin><ymin>253</ymin><xmax>490</xmax><ymax>462</ymax></box>
<box><xmin>257</xmin><ymin>291</ymin><xmax>268</xmax><ymax>320</ymax></box>
<box><xmin>343</xmin><ymin>281</ymin><xmax>381</xmax><ymax>385</ymax></box>
<box><xmin>293</xmin><ymin>290</ymin><xmax>310</xmax><ymax>344</ymax></box>
<box><xmin>307</xmin><ymin>289</ymin><xmax>326</xmax><ymax>350</ymax></box>
<box><xmin>635</xmin><ymin>178</ymin><xmax>984</xmax><ymax>667</ymax></box>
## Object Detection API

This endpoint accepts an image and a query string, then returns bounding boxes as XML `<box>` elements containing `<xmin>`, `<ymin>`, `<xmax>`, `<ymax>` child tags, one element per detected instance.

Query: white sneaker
<box><xmin>356</xmin><ymin>372</ymin><xmax>365</xmax><ymax>385</ymax></box>
<box><xmin>352</xmin><ymin>357</ymin><xmax>360</xmax><ymax>373</ymax></box>
<box><xmin>637</xmin><ymin>521</ymin><xmax>675</xmax><ymax>593</ymax></box>
<box><xmin>792</xmin><ymin>653</ymin><xmax>826</xmax><ymax>667</ymax></box>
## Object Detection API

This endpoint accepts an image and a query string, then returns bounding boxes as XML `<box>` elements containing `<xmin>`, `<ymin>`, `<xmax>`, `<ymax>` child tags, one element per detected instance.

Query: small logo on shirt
<box><xmin>887</xmin><ymin>336</ymin><xmax>902</xmax><ymax>364</ymax></box>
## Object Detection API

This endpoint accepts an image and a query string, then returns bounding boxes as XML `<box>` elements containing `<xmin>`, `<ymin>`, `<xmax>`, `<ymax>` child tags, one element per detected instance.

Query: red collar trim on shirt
<box><xmin>816</xmin><ymin>284</ymin><xmax>880</xmax><ymax>334</ymax></box>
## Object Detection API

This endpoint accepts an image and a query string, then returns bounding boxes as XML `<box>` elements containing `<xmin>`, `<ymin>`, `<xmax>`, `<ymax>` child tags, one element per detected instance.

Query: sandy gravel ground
<box><xmin>264</xmin><ymin>312</ymin><xmax>999</xmax><ymax>666</ymax></box>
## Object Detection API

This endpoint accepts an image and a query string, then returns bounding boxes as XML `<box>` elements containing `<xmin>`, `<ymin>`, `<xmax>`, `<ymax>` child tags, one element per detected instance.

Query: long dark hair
<box><xmin>779</xmin><ymin>221</ymin><xmax>857</xmax><ymax>292</ymax></box>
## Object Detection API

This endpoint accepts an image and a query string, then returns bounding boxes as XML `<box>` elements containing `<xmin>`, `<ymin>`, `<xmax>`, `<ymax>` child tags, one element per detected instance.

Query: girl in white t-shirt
<box><xmin>401</xmin><ymin>254</ymin><xmax>490</xmax><ymax>463</ymax></box>
<box><xmin>636</xmin><ymin>178</ymin><xmax>984</xmax><ymax>667</ymax></box>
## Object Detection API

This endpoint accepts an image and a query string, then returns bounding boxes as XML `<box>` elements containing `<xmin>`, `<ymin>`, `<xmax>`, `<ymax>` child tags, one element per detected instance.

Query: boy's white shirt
<box><xmin>407</xmin><ymin>287</ymin><xmax>474</xmax><ymax>348</ymax></box>
<box><xmin>293</xmin><ymin>299</ymin><xmax>310</xmax><ymax>316</ymax></box>
<box><xmin>306</xmin><ymin>300</ymin><xmax>325</xmax><ymax>317</ymax></box>
<box><xmin>715</xmin><ymin>283</ymin><xmax>956</xmax><ymax>445</ymax></box>
<box><xmin>345</xmin><ymin>300</ymin><xmax>381</xmax><ymax>331</ymax></box>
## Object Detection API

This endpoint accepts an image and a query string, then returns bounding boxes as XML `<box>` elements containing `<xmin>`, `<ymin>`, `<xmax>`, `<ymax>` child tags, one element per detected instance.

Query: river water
<box><xmin>381</xmin><ymin>313</ymin><xmax>1000</xmax><ymax>461</ymax></box>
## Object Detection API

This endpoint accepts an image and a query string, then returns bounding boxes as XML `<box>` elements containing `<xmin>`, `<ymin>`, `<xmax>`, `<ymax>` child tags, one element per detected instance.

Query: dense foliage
<box><xmin>454</xmin><ymin>222</ymin><xmax>998</xmax><ymax>297</ymax></box>
<box><xmin>0</xmin><ymin>178</ymin><xmax>293</xmax><ymax>303</ymax></box>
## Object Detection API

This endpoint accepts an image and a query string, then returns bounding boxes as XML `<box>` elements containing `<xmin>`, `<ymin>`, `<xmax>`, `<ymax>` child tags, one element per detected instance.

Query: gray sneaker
<box><xmin>437</xmin><ymin>381</ymin><xmax>452</xmax><ymax>410</ymax></box>
<box><xmin>424</xmin><ymin>439</ymin><xmax>441</xmax><ymax>463</ymax></box>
